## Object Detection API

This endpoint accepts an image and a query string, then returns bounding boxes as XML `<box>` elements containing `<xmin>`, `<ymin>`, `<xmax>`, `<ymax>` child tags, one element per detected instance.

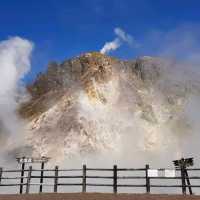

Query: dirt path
<box><xmin>0</xmin><ymin>193</ymin><xmax>199</xmax><ymax>200</ymax></box>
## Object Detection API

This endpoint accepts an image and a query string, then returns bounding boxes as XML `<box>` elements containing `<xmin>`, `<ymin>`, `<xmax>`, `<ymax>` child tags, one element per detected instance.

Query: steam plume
<box><xmin>100</xmin><ymin>27</ymin><xmax>137</xmax><ymax>54</ymax></box>
<box><xmin>114</xmin><ymin>27</ymin><xmax>134</xmax><ymax>45</ymax></box>
<box><xmin>0</xmin><ymin>37</ymin><xmax>33</xmax><ymax>161</ymax></box>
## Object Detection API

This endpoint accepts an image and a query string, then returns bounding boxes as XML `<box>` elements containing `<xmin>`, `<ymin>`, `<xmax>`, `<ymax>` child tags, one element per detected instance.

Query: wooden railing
<box><xmin>0</xmin><ymin>165</ymin><xmax>200</xmax><ymax>195</ymax></box>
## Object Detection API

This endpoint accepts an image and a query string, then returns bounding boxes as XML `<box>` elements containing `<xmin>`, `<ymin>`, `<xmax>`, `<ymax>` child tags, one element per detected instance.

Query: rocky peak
<box><xmin>28</xmin><ymin>52</ymin><xmax>118</xmax><ymax>98</ymax></box>
<box><xmin>20</xmin><ymin>52</ymin><xmax>120</xmax><ymax>118</ymax></box>
<box><xmin>21</xmin><ymin>53</ymin><xmax>164</xmax><ymax>120</ymax></box>
<box><xmin>17</xmin><ymin>52</ymin><xmax>199</xmax><ymax>162</ymax></box>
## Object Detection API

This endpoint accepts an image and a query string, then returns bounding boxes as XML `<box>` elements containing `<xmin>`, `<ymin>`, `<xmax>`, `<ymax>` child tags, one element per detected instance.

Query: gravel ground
<box><xmin>0</xmin><ymin>193</ymin><xmax>199</xmax><ymax>200</ymax></box>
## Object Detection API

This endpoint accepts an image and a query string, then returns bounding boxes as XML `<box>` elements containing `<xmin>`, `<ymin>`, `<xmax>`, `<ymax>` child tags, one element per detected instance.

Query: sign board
<box><xmin>164</xmin><ymin>169</ymin><xmax>176</xmax><ymax>177</ymax></box>
<box><xmin>173</xmin><ymin>158</ymin><xmax>193</xmax><ymax>168</ymax></box>
<box><xmin>148</xmin><ymin>169</ymin><xmax>158</xmax><ymax>177</ymax></box>
<box><xmin>16</xmin><ymin>157</ymin><xmax>50</xmax><ymax>164</ymax></box>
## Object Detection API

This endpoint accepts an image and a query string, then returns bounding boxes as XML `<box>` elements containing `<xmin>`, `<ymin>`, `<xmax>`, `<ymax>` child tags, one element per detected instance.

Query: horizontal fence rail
<box><xmin>0</xmin><ymin>165</ymin><xmax>200</xmax><ymax>195</ymax></box>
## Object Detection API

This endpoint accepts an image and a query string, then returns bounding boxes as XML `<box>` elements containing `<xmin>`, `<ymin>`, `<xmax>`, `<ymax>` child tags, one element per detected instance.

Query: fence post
<box><xmin>181</xmin><ymin>166</ymin><xmax>186</xmax><ymax>195</ymax></box>
<box><xmin>145</xmin><ymin>164</ymin><xmax>150</xmax><ymax>193</ymax></box>
<box><xmin>19</xmin><ymin>162</ymin><xmax>25</xmax><ymax>194</ymax></box>
<box><xmin>82</xmin><ymin>165</ymin><xmax>86</xmax><ymax>193</ymax></box>
<box><xmin>26</xmin><ymin>166</ymin><xmax>32</xmax><ymax>194</ymax></box>
<box><xmin>0</xmin><ymin>168</ymin><xmax>2</xmax><ymax>184</ymax></box>
<box><xmin>113</xmin><ymin>165</ymin><xmax>117</xmax><ymax>194</ymax></box>
<box><xmin>54</xmin><ymin>166</ymin><xmax>59</xmax><ymax>193</ymax></box>
<box><xmin>184</xmin><ymin>169</ymin><xmax>192</xmax><ymax>195</ymax></box>
<box><xmin>39</xmin><ymin>162</ymin><xmax>45</xmax><ymax>193</ymax></box>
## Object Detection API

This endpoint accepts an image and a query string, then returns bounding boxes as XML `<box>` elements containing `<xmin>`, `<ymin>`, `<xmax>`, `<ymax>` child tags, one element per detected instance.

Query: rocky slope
<box><xmin>18</xmin><ymin>52</ymin><xmax>200</xmax><ymax>163</ymax></box>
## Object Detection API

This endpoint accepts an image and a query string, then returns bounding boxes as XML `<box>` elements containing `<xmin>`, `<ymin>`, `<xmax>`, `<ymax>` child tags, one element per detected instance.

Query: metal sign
<box><xmin>16</xmin><ymin>157</ymin><xmax>50</xmax><ymax>164</ymax></box>
<box><xmin>148</xmin><ymin>169</ymin><xmax>158</xmax><ymax>177</ymax></box>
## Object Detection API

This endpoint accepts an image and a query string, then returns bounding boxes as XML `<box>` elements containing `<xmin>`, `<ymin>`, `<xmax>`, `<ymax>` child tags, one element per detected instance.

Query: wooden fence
<box><xmin>0</xmin><ymin>165</ymin><xmax>200</xmax><ymax>195</ymax></box>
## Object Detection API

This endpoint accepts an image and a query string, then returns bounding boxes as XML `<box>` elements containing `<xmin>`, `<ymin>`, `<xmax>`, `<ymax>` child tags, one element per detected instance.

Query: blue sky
<box><xmin>0</xmin><ymin>0</ymin><xmax>200</xmax><ymax>82</ymax></box>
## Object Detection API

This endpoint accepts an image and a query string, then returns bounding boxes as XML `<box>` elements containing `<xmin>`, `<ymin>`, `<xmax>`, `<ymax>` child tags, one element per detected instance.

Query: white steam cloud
<box><xmin>0</xmin><ymin>37</ymin><xmax>33</xmax><ymax>161</ymax></box>
<box><xmin>100</xmin><ymin>38</ymin><xmax>121</xmax><ymax>55</ymax></box>
<box><xmin>115</xmin><ymin>27</ymin><xmax>134</xmax><ymax>44</ymax></box>
<box><xmin>100</xmin><ymin>27</ymin><xmax>138</xmax><ymax>54</ymax></box>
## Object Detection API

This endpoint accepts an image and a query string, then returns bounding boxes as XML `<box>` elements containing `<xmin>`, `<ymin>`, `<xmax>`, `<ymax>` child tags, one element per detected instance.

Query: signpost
<box><xmin>16</xmin><ymin>156</ymin><xmax>50</xmax><ymax>194</ymax></box>
<box><xmin>16</xmin><ymin>157</ymin><xmax>50</xmax><ymax>164</ymax></box>
<box><xmin>173</xmin><ymin>157</ymin><xmax>193</xmax><ymax>195</ymax></box>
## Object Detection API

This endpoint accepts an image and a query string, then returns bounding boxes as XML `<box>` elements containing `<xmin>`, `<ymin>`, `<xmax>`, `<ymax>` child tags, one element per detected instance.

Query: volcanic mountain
<box><xmin>18</xmin><ymin>52</ymin><xmax>200</xmax><ymax>163</ymax></box>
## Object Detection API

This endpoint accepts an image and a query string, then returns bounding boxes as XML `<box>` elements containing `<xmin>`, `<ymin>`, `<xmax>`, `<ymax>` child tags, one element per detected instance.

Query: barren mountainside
<box><xmin>20</xmin><ymin>53</ymin><xmax>161</xmax><ymax>119</ymax></box>
<box><xmin>18</xmin><ymin>52</ymin><xmax>199</xmax><ymax>163</ymax></box>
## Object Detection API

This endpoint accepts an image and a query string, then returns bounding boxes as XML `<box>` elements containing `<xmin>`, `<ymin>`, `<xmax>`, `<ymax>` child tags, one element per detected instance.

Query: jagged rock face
<box><xmin>20</xmin><ymin>53</ymin><xmax>117</xmax><ymax>119</ymax></box>
<box><xmin>19</xmin><ymin>52</ymin><xmax>200</xmax><ymax>162</ymax></box>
